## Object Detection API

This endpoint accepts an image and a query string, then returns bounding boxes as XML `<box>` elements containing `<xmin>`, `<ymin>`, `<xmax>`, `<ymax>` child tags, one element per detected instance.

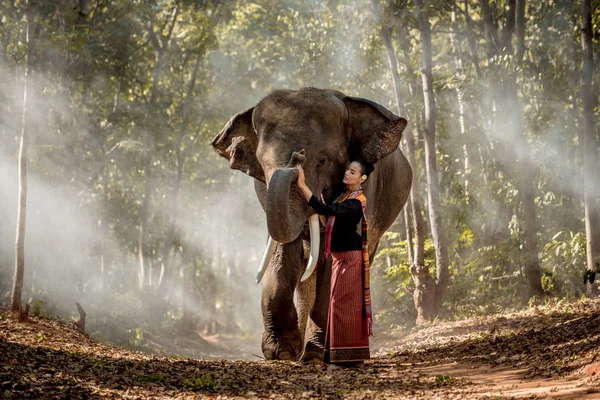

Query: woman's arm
<box><xmin>297</xmin><ymin>165</ymin><xmax>362</xmax><ymax>216</ymax></box>
<box><xmin>308</xmin><ymin>195</ymin><xmax>361</xmax><ymax>216</ymax></box>
<box><xmin>296</xmin><ymin>165</ymin><xmax>313</xmax><ymax>201</ymax></box>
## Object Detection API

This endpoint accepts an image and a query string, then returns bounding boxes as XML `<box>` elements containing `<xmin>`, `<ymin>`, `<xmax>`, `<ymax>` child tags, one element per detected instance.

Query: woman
<box><xmin>296</xmin><ymin>159</ymin><xmax>374</xmax><ymax>369</ymax></box>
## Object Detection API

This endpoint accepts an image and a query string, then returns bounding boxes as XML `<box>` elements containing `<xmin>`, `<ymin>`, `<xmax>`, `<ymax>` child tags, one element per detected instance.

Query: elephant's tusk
<box><xmin>300</xmin><ymin>214</ymin><xmax>320</xmax><ymax>282</ymax></box>
<box><xmin>256</xmin><ymin>236</ymin><xmax>277</xmax><ymax>284</ymax></box>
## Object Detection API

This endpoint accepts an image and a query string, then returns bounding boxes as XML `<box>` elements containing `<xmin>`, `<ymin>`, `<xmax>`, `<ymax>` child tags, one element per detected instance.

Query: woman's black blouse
<box><xmin>308</xmin><ymin>194</ymin><xmax>363</xmax><ymax>252</ymax></box>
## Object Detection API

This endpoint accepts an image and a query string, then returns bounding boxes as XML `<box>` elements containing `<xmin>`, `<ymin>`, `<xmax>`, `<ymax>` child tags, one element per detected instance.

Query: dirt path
<box><xmin>2</xmin><ymin>299</ymin><xmax>600</xmax><ymax>398</ymax></box>
<box><xmin>414</xmin><ymin>362</ymin><xmax>598</xmax><ymax>399</ymax></box>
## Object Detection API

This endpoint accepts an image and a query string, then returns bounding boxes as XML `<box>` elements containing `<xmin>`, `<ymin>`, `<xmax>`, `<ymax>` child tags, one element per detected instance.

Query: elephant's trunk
<box><xmin>266</xmin><ymin>151</ymin><xmax>306</xmax><ymax>243</ymax></box>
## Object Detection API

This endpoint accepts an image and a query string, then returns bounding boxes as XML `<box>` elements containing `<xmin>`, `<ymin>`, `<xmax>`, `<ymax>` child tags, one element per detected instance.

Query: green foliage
<box><xmin>0</xmin><ymin>0</ymin><xmax>598</xmax><ymax>345</ymax></box>
<box><xmin>582</xmin><ymin>260</ymin><xmax>600</xmax><ymax>286</ymax></box>
<box><xmin>32</xmin><ymin>299</ymin><xmax>44</xmax><ymax>317</ymax></box>
<box><xmin>183</xmin><ymin>373</ymin><xmax>238</xmax><ymax>391</ymax></box>
<box><xmin>435</xmin><ymin>375</ymin><xmax>454</xmax><ymax>385</ymax></box>
<box><xmin>184</xmin><ymin>375</ymin><xmax>218</xmax><ymax>391</ymax></box>
<box><xmin>133</xmin><ymin>373</ymin><xmax>166</xmax><ymax>383</ymax></box>
<box><xmin>542</xmin><ymin>230</ymin><xmax>589</xmax><ymax>296</ymax></box>
<box><xmin>372</xmin><ymin>233</ymin><xmax>436</xmax><ymax>327</ymax></box>
<box><xmin>35</xmin><ymin>332</ymin><xmax>48</xmax><ymax>342</ymax></box>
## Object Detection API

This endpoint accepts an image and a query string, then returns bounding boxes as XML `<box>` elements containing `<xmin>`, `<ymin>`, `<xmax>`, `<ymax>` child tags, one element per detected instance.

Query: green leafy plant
<box><xmin>435</xmin><ymin>375</ymin><xmax>454</xmax><ymax>385</ymax></box>
<box><xmin>542</xmin><ymin>230</ymin><xmax>588</xmax><ymax>296</ymax></box>
<box><xmin>35</xmin><ymin>332</ymin><xmax>47</xmax><ymax>342</ymax></box>
<box><xmin>133</xmin><ymin>373</ymin><xmax>166</xmax><ymax>383</ymax></box>
<box><xmin>184</xmin><ymin>375</ymin><xmax>219</xmax><ymax>391</ymax></box>
<box><xmin>583</xmin><ymin>259</ymin><xmax>600</xmax><ymax>285</ymax></box>
<box><xmin>32</xmin><ymin>299</ymin><xmax>44</xmax><ymax>317</ymax></box>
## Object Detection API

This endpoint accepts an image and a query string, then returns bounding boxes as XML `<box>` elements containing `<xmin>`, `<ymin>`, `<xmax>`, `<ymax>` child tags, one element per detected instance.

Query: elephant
<box><xmin>211</xmin><ymin>87</ymin><xmax>412</xmax><ymax>362</ymax></box>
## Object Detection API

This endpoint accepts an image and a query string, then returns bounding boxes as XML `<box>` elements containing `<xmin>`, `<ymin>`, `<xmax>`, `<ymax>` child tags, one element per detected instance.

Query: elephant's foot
<box><xmin>262</xmin><ymin>329</ymin><xmax>303</xmax><ymax>361</ymax></box>
<box><xmin>301</xmin><ymin>340</ymin><xmax>324</xmax><ymax>363</ymax></box>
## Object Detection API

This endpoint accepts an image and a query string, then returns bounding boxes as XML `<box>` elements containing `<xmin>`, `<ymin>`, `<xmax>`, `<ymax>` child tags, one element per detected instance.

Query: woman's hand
<box><xmin>296</xmin><ymin>164</ymin><xmax>312</xmax><ymax>201</ymax></box>
<box><xmin>297</xmin><ymin>164</ymin><xmax>306</xmax><ymax>188</ymax></box>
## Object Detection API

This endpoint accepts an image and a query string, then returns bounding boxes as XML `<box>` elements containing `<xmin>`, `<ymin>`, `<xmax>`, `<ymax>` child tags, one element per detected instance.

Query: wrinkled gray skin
<box><xmin>212</xmin><ymin>88</ymin><xmax>412</xmax><ymax>362</ymax></box>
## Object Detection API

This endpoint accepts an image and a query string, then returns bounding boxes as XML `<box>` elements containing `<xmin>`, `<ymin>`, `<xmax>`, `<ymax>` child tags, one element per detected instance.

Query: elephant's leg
<box><xmin>295</xmin><ymin>239</ymin><xmax>317</xmax><ymax>345</ymax></box>
<box><xmin>261</xmin><ymin>238</ymin><xmax>304</xmax><ymax>360</ymax></box>
<box><xmin>301</xmin><ymin>256</ymin><xmax>331</xmax><ymax>362</ymax></box>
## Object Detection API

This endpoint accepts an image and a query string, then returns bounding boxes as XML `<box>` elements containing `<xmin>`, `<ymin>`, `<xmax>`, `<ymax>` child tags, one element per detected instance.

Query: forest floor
<box><xmin>3</xmin><ymin>298</ymin><xmax>600</xmax><ymax>399</ymax></box>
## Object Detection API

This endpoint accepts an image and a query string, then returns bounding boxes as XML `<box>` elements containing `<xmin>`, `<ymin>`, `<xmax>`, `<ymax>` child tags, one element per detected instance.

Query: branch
<box><xmin>147</xmin><ymin>21</ymin><xmax>161</xmax><ymax>51</ymax></box>
<box><xmin>163</xmin><ymin>4</ymin><xmax>180</xmax><ymax>47</ymax></box>
<box><xmin>89</xmin><ymin>0</ymin><xmax>101</xmax><ymax>27</ymax></box>
<box><xmin>0</xmin><ymin>51</ymin><xmax>20</xmax><ymax>64</ymax></box>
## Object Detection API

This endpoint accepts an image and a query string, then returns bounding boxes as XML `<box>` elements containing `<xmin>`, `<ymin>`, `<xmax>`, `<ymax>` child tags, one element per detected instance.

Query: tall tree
<box><xmin>10</xmin><ymin>0</ymin><xmax>35</xmax><ymax>313</ymax></box>
<box><xmin>370</xmin><ymin>0</ymin><xmax>434</xmax><ymax>323</ymax></box>
<box><xmin>138</xmin><ymin>3</ymin><xmax>180</xmax><ymax>289</ymax></box>
<box><xmin>509</xmin><ymin>0</ymin><xmax>543</xmax><ymax>296</ymax></box>
<box><xmin>581</xmin><ymin>0</ymin><xmax>599</xmax><ymax>293</ymax></box>
<box><xmin>415</xmin><ymin>0</ymin><xmax>450</xmax><ymax>317</ymax></box>
<box><xmin>368</xmin><ymin>0</ymin><xmax>415</xmax><ymax>265</ymax></box>
<box><xmin>479</xmin><ymin>0</ymin><xmax>543</xmax><ymax>296</ymax></box>
<box><xmin>450</xmin><ymin>0</ymin><xmax>470</xmax><ymax>198</ymax></box>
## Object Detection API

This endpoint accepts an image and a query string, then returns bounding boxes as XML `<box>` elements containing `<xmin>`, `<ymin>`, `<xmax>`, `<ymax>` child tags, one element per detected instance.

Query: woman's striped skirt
<box><xmin>324</xmin><ymin>250</ymin><xmax>370</xmax><ymax>363</ymax></box>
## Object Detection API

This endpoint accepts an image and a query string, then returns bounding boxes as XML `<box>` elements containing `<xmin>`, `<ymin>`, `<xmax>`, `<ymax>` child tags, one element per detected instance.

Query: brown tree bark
<box><xmin>515</xmin><ymin>0</ymin><xmax>526</xmax><ymax>60</ymax></box>
<box><xmin>415</xmin><ymin>0</ymin><xmax>450</xmax><ymax>316</ymax></box>
<box><xmin>451</xmin><ymin>0</ymin><xmax>470</xmax><ymax>199</ymax></box>
<box><xmin>371</xmin><ymin>0</ymin><xmax>433</xmax><ymax>322</ymax></box>
<box><xmin>11</xmin><ymin>0</ymin><xmax>35</xmax><ymax>313</ymax></box>
<box><xmin>370</xmin><ymin>0</ymin><xmax>415</xmax><ymax>266</ymax></box>
<box><xmin>398</xmin><ymin>26</ymin><xmax>426</xmax><ymax>273</ymax></box>
<box><xmin>581</xmin><ymin>0</ymin><xmax>599</xmax><ymax>294</ymax></box>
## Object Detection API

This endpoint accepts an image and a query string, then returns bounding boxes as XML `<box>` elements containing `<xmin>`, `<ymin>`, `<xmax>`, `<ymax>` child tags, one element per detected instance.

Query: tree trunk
<box><xmin>100</xmin><ymin>163</ymin><xmax>108</xmax><ymax>289</ymax></box>
<box><xmin>451</xmin><ymin>0</ymin><xmax>470</xmax><ymax>199</ymax></box>
<box><xmin>11</xmin><ymin>0</ymin><xmax>34</xmax><ymax>313</ymax></box>
<box><xmin>403</xmin><ymin>207</ymin><xmax>415</xmax><ymax>267</ymax></box>
<box><xmin>515</xmin><ymin>0</ymin><xmax>526</xmax><ymax>60</ymax></box>
<box><xmin>100</xmin><ymin>70</ymin><xmax>124</xmax><ymax>289</ymax></box>
<box><xmin>462</xmin><ymin>0</ymin><xmax>482</xmax><ymax>78</ymax></box>
<box><xmin>398</xmin><ymin>26</ymin><xmax>426</xmax><ymax>272</ymax></box>
<box><xmin>397</xmin><ymin>23</ymin><xmax>430</xmax><ymax>322</ymax></box>
<box><xmin>372</xmin><ymin>1</ymin><xmax>432</xmax><ymax>322</ymax></box>
<box><xmin>479</xmin><ymin>0</ymin><xmax>501</xmax><ymax>59</ymax></box>
<box><xmin>138</xmin><ymin>7</ymin><xmax>179</xmax><ymax>289</ymax></box>
<box><xmin>581</xmin><ymin>0</ymin><xmax>599</xmax><ymax>294</ymax></box>
<box><xmin>501</xmin><ymin>0</ymin><xmax>516</xmax><ymax>52</ymax></box>
<box><xmin>370</xmin><ymin>0</ymin><xmax>415</xmax><ymax>265</ymax></box>
<box><xmin>138</xmin><ymin>131</ymin><xmax>153</xmax><ymax>290</ymax></box>
<box><xmin>415</xmin><ymin>0</ymin><xmax>450</xmax><ymax>316</ymax></box>
<box><xmin>479</xmin><ymin>0</ymin><xmax>542</xmax><ymax>295</ymax></box>
<box><xmin>160</xmin><ymin>54</ymin><xmax>201</xmax><ymax>290</ymax></box>
<box><xmin>511</xmin><ymin>0</ymin><xmax>543</xmax><ymax>296</ymax></box>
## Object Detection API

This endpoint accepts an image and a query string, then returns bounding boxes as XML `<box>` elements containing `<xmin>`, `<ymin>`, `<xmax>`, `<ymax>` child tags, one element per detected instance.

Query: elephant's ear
<box><xmin>211</xmin><ymin>108</ymin><xmax>265</xmax><ymax>183</ymax></box>
<box><xmin>343</xmin><ymin>96</ymin><xmax>408</xmax><ymax>163</ymax></box>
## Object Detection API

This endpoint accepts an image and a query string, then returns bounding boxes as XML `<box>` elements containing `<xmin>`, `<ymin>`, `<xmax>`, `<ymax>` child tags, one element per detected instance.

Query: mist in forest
<box><xmin>1</xmin><ymin>0</ymin><xmax>597</xmax><ymax>360</ymax></box>
<box><xmin>0</xmin><ymin>63</ymin><xmax>266</xmax><ymax>354</ymax></box>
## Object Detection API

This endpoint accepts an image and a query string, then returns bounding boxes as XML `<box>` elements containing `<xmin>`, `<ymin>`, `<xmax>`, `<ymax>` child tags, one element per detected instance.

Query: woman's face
<box><xmin>343</xmin><ymin>161</ymin><xmax>364</xmax><ymax>186</ymax></box>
